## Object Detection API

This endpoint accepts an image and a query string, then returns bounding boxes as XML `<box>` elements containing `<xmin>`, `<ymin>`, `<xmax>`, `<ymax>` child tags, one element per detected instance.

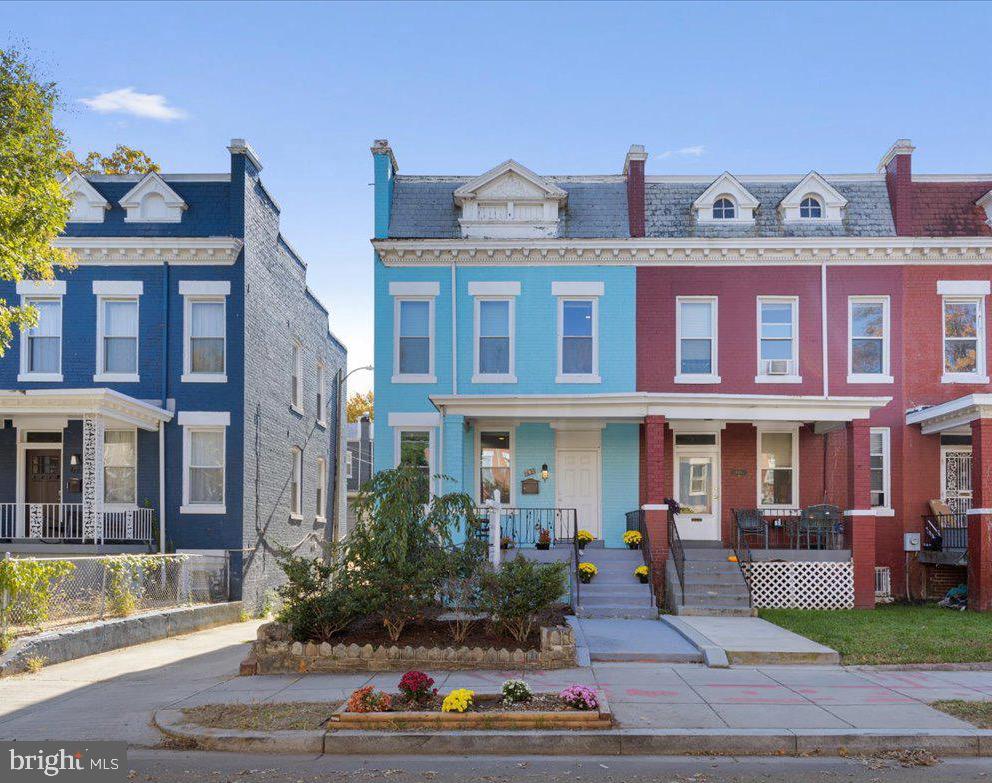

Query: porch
<box><xmin>0</xmin><ymin>389</ymin><xmax>172</xmax><ymax>550</ymax></box>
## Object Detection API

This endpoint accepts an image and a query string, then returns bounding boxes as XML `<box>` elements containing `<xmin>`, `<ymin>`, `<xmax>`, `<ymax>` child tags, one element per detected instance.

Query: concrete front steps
<box><xmin>672</xmin><ymin>543</ymin><xmax>755</xmax><ymax>617</ymax></box>
<box><xmin>575</xmin><ymin>545</ymin><xmax>658</xmax><ymax>619</ymax></box>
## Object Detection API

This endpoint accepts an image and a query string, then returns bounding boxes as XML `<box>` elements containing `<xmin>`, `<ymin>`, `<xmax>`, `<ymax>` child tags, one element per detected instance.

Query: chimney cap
<box><xmin>623</xmin><ymin>144</ymin><xmax>648</xmax><ymax>175</ymax></box>
<box><xmin>877</xmin><ymin>139</ymin><xmax>915</xmax><ymax>173</ymax></box>
<box><xmin>228</xmin><ymin>138</ymin><xmax>263</xmax><ymax>171</ymax></box>
<box><xmin>371</xmin><ymin>139</ymin><xmax>399</xmax><ymax>173</ymax></box>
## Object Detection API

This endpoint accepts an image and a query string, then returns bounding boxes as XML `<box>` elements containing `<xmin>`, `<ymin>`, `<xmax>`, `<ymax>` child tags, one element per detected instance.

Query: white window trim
<box><xmin>392</xmin><ymin>295</ymin><xmax>437</xmax><ymax>384</ymax></box>
<box><xmin>675</xmin><ymin>296</ymin><xmax>720</xmax><ymax>384</ymax></box>
<box><xmin>93</xmin><ymin>280</ymin><xmax>143</xmax><ymax>297</ymax></box>
<box><xmin>555</xmin><ymin>295</ymin><xmax>600</xmax><ymax>384</ymax></box>
<box><xmin>847</xmin><ymin>295</ymin><xmax>893</xmax><ymax>384</ymax></box>
<box><xmin>291</xmin><ymin>341</ymin><xmax>304</xmax><ymax>415</ymax></box>
<box><xmin>181</xmin><ymin>285</ymin><xmax>228</xmax><ymax>383</ymax></box>
<box><xmin>551</xmin><ymin>281</ymin><xmax>605</xmax><ymax>298</ymax></box>
<box><xmin>870</xmin><ymin>426</ymin><xmax>894</xmax><ymax>516</ymax></box>
<box><xmin>179</xmin><ymin>415</ymin><xmax>227</xmax><ymax>515</ymax></box>
<box><xmin>316</xmin><ymin>363</ymin><xmax>327</xmax><ymax>426</ymax></box>
<box><xmin>103</xmin><ymin>427</ymin><xmax>138</xmax><ymax>510</ymax></box>
<box><xmin>315</xmin><ymin>456</ymin><xmax>327</xmax><ymax>522</ymax></box>
<box><xmin>756</xmin><ymin>424</ymin><xmax>800</xmax><ymax>510</ymax></box>
<box><xmin>941</xmin><ymin>295</ymin><xmax>988</xmax><ymax>384</ymax></box>
<box><xmin>290</xmin><ymin>446</ymin><xmax>303</xmax><ymax>520</ymax></box>
<box><xmin>937</xmin><ymin>280</ymin><xmax>991</xmax><ymax>297</ymax></box>
<box><xmin>94</xmin><ymin>294</ymin><xmax>140</xmax><ymax>383</ymax></box>
<box><xmin>755</xmin><ymin>296</ymin><xmax>802</xmax><ymax>384</ymax></box>
<box><xmin>393</xmin><ymin>426</ymin><xmax>437</xmax><ymax>497</ymax></box>
<box><xmin>346</xmin><ymin>449</ymin><xmax>355</xmax><ymax>480</ymax></box>
<box><xmin>18</xmin><ymin>293</ymin><xmax>64</xmax><ymax>382</ymax></box>
<box><xmin>472</xmin><ymin>295</ymin><xmax>516</xmax><ymax>383</ymax></box>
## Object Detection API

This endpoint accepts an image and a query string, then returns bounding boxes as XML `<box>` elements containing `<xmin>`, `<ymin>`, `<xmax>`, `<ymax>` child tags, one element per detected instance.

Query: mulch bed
<box><xmin>314</xmin><ymin>606</ymin><xmax>569</xmax><ymax>651</ymax></box>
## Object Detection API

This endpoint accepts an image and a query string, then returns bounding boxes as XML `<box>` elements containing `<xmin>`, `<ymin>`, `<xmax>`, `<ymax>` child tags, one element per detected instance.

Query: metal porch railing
<box><xmin>0</xmin><ymin>503</ymin><xmax>154</xmax><ymax>543</ymax></box>
<box><xmin>923</xmin><ymin>513</ymin><xmax>968</xmax><ymax>551</ymax></box>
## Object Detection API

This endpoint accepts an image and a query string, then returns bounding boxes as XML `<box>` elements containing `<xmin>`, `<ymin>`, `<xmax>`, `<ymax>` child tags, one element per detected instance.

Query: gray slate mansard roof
<box><xmin>386</xmin><ymin>175</ymin><xmax>896</xmax><ymax>239</ymax></box>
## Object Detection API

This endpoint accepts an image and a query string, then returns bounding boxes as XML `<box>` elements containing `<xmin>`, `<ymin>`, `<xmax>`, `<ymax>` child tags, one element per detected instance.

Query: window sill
<box><xmin>289</xmin><ymin>513</ymin><xmax>303</xmax><ymax>522</ymax></box>
<box><xmin>873</xmin><ymin>507</ymin><xmax>895</xmax><ymax>517</ymax></box>
<box><xmin>94</xmin><ymin>373</ymin><xmax>140</xmax><ymax>383</ymax></box>
<box><xmin>674</xmin><ymin>374</ymin><xmax>721</xmax><ymax>384</ymax></box>
<box><xmin>181</xmin><ymin>373</ymin><xmax>227</xmax><ymax>384</ymax></box>
<box><xmin>180</xmin><ymin>503</ymin><xmax>226</xmax><ymax>515</ymax></box>
<box><xmin>942</xmin><ymin>373</ymin><xmax>989</xmax><ymax>384</ymax></box>
<box><xmin>18</xmin><ymin>373</ymin><xmax>63</xmax><ymax>382</ymax></box>
<box><xmin>555</xmin><ymin>374</ymin><xmax>601</xmax><ymax>384</ymax></box>
<box><xmin>290</xmin><ymin>403</ymin><xmax>304</xmax><ymax>416</ymax></box>
<box><xmin>847</xmin><ymin>374</ymin><xmax>894</xmax><ymax>384</ymax></box>
<box><xmin>314</xmin><ymin>516</ymin><xmax>326</xmax><ymax>525</ymax></box>
<box><xmin>392</xmin><ymin>374</ymin><xmax>437</xmax><ymax>384</ymax></box>
<box><xmin>754</xmin><ymin>375</ymin><xmax>803</xmax><ymax>384</ymax></box>
<box><xmin>316</xmin><ymin>419</ymin><xmax>327</xmax><ymax>429</ymax></box>
<box><xmin>472</xmin><ymin>374</ymin><xmax>517</xmax><ymax>384</ymax></box>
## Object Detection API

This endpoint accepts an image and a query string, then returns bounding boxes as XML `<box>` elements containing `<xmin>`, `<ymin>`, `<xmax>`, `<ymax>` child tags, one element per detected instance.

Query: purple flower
<box><xmin>559</xmin><ymin>684</ymin><xmax>599</xmax><ymax>711</ymax></box>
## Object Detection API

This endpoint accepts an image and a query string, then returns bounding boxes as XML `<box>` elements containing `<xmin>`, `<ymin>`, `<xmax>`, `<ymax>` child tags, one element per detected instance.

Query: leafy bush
<box><xmin>398</xmin><ymin>670</ymin><xmax>437</xmax><ymax>707</ymax></box>
<box><xmin>0</xmin><ymin>557</ymin><xmax>75</xmax><ymax>628</ymax></box>
<box><xmin>440</xmin><ymin>522</ymin><xmax>489</xmax><ymax>645</ymax></box>
<box><xmin>276</xmin><ymin>550</ymin><xmax>357</xmax><ymax>643</ymax></box>
<box><xmin>501</xmin><ymin>679</ymin><xmax>533</xmax><ymax>704</ymax></box>
<box><xmin>346</xmin><ymin>686</ymin><xmax>392</xmax><ymax>713</ymax></box>
<box><xmin>480</xmin><ymin>554</ymin><xmax>567</xmax><ymax>643</ymax></box>
<box><xmin>105</xmin><ymin>555</ymin><xmax>167</xmax><ymax>617</ymax></box>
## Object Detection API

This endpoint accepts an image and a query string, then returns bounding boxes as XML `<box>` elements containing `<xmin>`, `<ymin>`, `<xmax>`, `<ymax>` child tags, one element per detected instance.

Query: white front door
<box><xmin>673</xmin><ymin>446</ymin><xmax>721</xmax><ymax>541</ymax></box>
<box><xmin>557</xmin><ymin>449</ymin><xmax>601</xmax><ymax>538</ymax></box>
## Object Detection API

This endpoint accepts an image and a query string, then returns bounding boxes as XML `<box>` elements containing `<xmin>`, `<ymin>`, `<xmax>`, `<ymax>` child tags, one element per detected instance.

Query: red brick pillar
<box><xmin>643</xmin><ymin>415</ymin><xmax>669</xmax><ymax>596</ymax></box>
<box><xmin>846</xmin><ymin>419</ymin><xmax>876</xmax><ymax>609</ymax></box>
<box><xmin>968</xmin><ymin>418</ymin><xmax>992</xmax><ymax>612</ymax></box>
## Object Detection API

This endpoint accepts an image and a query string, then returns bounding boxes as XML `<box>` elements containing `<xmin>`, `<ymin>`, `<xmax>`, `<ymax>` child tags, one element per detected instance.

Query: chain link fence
<box><xmin>0</xmin><ymin>553</ymin><xmax>230</xmax><ymax>641</ymax></box>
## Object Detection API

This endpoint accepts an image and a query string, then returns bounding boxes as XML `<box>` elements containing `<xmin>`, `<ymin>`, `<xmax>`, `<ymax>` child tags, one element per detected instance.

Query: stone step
<box><xmin>683</xmin><ymin>572</ymin><xmax>747</xmax><ymax>585</ymax></box>
<box><xmin>682</xmin><ymin>594</ymin><xmax>752</xmax><ymax>608</ymax></box>
<box><xmin>577</xmin><ymin>606</ymin><xmax>659</xmax><ymax>620</ymax></box>
<box><xmin>682</xmin><ymin>549</ymin><xmax>737</xmax><ymax>561</ymax></box>
<box><xmin>580</xmin><ymin>589</ymin><xmax>653</xmax><ymax>604</ymax></box>
<box><xmin>673</xmin><ymin>604</ymin><xmax>756</xmax><ymax>617</ymax></box>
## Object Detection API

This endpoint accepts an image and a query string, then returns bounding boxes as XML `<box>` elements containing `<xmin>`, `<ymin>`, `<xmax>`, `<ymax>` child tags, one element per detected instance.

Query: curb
<box><xmin>153</xmin><ymin>709</ymin><xmax>992</xmax><ymax>757</ymax></box>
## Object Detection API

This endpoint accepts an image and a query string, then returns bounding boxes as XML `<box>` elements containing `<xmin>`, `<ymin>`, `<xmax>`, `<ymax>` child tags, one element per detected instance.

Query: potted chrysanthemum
<box><xmin>634</xmin><ymin>565</ymin><xmax>649</xmax><ymax>584</ymax></box>
<box><xmin>623</xmin><ymin>530</ymin><xmax>642</xmax><ymax>550</ymax></box>
<box><xmin>578</xmin><ymin>562</ymin><xmax>598</xmax><ymax>584</ymax></box>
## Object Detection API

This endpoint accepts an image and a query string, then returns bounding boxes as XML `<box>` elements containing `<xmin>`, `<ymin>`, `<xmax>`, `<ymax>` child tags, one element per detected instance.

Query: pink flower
<box><xmin>559</xmin><ymin>685</ymin><xmax>599</xmax><ymax>711</ymax></box>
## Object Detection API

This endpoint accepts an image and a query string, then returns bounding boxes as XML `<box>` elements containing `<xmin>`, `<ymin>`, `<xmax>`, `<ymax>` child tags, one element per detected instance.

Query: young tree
<box><xmin>0</xmin><ymin>48</ymin><xmax>73</xmax><ymax>357</ymax></box>
<box><xmin>64</xmin><ymin>144</ymin><xmax>159</xmax><ymax>176</ymax></box>
<box><xmin>347</xmin><ymin>390</ymin><xmax>374</xmax><ymax>422</ymax></box>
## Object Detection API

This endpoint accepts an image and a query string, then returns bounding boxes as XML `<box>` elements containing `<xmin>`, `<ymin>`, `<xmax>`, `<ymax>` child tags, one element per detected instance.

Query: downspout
<box><xmin>821</xmin><ymin>262</ymin><xmax>829</xmax><ymax>398</ymax></box>
<box><xmin>158</xmin><ymin>422</ymin><xmax>165</xmax><ymax>553</ymax></box>
<box><xmin>160</xmin><ymin>262</ymin><xmax>170</xmax><ymax>553</ymax></box>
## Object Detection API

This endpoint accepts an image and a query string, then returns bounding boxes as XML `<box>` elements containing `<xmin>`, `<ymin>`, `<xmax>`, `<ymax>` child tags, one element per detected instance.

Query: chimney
<box><xmin>878</xmin><ymin>139</ymin><xmax>915</xmax><ymax>236</ymax></box>
<box><xmin>228</xmin><ymin>138</ymin><xmax>263</xmax><ymax>172</ymax></box>
<box><xmin>371</xmin><ymin>139</ymin><xmax>398</xmax><ymax>240</ymax></box>
<box><xmin>360</xmin><ymin>414</ymin><xmax>371</xmax><ymax>442</ymax></box>
<box><xmin>624</xmin><ymin>144</ymin><xmax>648</xmax><ymax>238</ymax></box>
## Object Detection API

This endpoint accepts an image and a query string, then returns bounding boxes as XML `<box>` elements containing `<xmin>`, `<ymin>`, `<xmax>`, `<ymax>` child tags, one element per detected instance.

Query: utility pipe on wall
<box><xmin>821</xmin><ymin>263</ymin><xmax>829</xmax><ymax>398</ymax></box>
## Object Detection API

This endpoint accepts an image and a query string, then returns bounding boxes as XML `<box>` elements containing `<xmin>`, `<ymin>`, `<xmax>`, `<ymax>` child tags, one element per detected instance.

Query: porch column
<box><xmin>82</xmin><ymin>414</ymin><xmax>105</xmax><ymax>544</ymax></box>
<box><xmin>846</xmin><ymin>419</ymin><xmax>876</xmax><ymax>609</ymax></box>
<box><xmin>967</xmin><ymin>418</ymin><xmax>992</xmax><ymax>612</ymax></box>
<box><xmin>643</xmin><ymin>415</ymin><xmax>669</xmax><ymax>598</ymax></box>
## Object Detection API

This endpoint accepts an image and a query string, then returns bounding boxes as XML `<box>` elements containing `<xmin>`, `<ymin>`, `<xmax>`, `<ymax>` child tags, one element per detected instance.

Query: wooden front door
<box><xmin>26</xmin><ymin>450</ymin><xmax>61</xmax><ymax>505</ymax></box>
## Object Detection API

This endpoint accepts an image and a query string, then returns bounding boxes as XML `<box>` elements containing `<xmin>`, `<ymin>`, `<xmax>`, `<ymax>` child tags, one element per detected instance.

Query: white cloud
<box><xmin>79</xmin><ymin>88</ymin><xmax>187</xmax><ymax>121</ymax></box>
<box><xmin>658</xmin><ymin>145</ymin><xmax>706</xmax><ymax>159</ymax></box>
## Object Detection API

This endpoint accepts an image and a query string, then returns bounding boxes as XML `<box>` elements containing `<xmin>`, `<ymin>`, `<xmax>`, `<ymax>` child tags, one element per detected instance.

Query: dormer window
<box><xmin>713</xmin><ymin>197</ymin><xmax>736</xmax><ymax>220</ymax></box>
<box><xmin>119</xmin><ymin>172</ymin><xmax>187</xmax><ymax>223</ymax></box>
<box><xmin>800</xmin><ymin>196</ymin><xmax>822</xmax><ymax>219</ymax></box>
<box><xmin>63</xmin><ymin>172</ymin><xmax>110</xmax><ymax>223</ymax></box>
<box><xmin>454</xmin><ymin>160</ymin><xmax>567</xmax><ymax>239</ymax></box>
<box><xmin>477</xmin><ymin>201</ymin><xmax>545</xmax><ymax>222</ymax></box>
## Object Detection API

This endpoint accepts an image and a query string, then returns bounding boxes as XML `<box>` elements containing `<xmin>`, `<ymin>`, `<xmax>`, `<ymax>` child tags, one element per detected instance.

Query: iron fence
<box><xmin>923</xmin><ymin>513</ymin><xmax>968</xmax><ymax>551</ymax></box>
<box><xmin>0</xmin><ymin>553</ymin><xmax>229</xmax><ymax>640</ymax></box>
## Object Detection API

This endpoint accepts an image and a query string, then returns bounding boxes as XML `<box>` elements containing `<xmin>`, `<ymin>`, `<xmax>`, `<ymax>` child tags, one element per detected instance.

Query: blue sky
<box><xmin>5</xmin><ymin>0</ymin><xmax>992</xmax><ymax>393</ymax></box>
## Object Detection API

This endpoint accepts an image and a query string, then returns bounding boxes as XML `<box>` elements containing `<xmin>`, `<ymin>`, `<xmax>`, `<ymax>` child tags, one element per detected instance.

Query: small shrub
<box><xmin>398</xmin><ymin>670</ymin><xmax>437</xmax><ymax>707</ymax></box>
<box><xmin>105</xmin><ymin>555</ymin><xmax>161</xmax><ymax>617</ymax></box>
<box><xmin>346</xmin><ymin>686</ymin><xmax>392</xmax><ymax>713</ymax></box>
<box><xmin>238</xmin><ymin>609</ymin><xmax>250</xmax><ymax>623</ymax></box>
<box><xmin>0</xmin><ymin>630</ymin><xmax>12</xmax><ymax>654</ymax></box>
<box><xmin>441</xmin><ymin>688</ymin><xmax>474</xmax><ymax>713</ymax></box>
<box><xmin>481</xmin><ymin>555</ymin><xmax>567</xmax><ymax>643</ymax></box>
<box><xmin>559</xmin><ymin>685</ymin><xmax>599</xmax><ymax>711</ymax></box>
<box><xmin>275</xmin><ymin>550</ymin><xmax>358</xmax><ymax>643</ymax></box>
<box><xmin>24</xmin><ymin>655</ymin><xmax>47</xmax><ymax>674</ymax></box>
<box><xmin>501</xmin><ymin>679</ymin><xmax>533</xmax><ymax>705</ymax></box>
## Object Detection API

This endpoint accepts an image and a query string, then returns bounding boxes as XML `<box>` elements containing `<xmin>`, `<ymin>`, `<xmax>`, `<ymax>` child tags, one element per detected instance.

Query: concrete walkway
<box><xmin>1</xmin><ymin>619</ymin><xmax>990</xmax><ymax>746</ymax></box>
<box><xmin>666</xmin><ymin>615</ymin><xmax>840</xmax><ymax>665</ymax></box>
<box><xmin>575</xmin><ymin>618</ymin><xmax>702</xmax><ymax>663</ymax></box>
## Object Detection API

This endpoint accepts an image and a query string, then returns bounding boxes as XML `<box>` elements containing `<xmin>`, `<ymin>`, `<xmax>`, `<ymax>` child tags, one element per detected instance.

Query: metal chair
<box><xmin>734</xmin><ymin>508</ymin><xmax>768</xmax><ymax>549</ymax></box>
<box><xmin>797</xmin><ymin>504</ymin><xmax>842</xmax><ymax>549</ymax></box>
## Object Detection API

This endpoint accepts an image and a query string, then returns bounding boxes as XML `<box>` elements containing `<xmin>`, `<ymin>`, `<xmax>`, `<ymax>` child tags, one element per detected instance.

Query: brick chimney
<box><xmin>878</xmin><ymin>139</ymin><xmax>915</xmax><ymax>236</ymax></box>
<box><xmin>624</xmin><ymin>144</ymin><xmax>648</xmax><ymax>238</ymax></box>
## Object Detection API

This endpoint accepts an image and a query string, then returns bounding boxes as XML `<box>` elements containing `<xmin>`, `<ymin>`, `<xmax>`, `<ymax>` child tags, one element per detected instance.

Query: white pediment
<box><xmin>453</xmin><ymin>160</ymin><xmax>566</xmax><ymax>206</ymax></box>
<box><xmin>779</xmin><ymin>172</ymin><xmax>847</xmax><ymax>222</ymax></box>
<box><xmin>693</xmin><ymin>172</ymin><xmax>760</xmax><ymax>224</ymax></box>
<box><xmin>64</xmin><ymin>171</ymin><xmax>110</xmax><ymax>223</ymax></box>
<box><xmin>454</xmin><ymin>160</ymin><xmax>567</xmax><ymax>239</ymax></box>
<box><xmin>119</xmin><ymin>172</ymin><xmax>187</xmax><ymax>223</ymax></box>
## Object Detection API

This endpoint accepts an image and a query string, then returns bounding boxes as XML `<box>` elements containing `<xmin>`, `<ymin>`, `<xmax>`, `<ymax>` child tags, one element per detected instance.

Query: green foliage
<box><xmin>276</xmin><ymin>550</ymin><xmax>358</xmax><ymax>643</ymax></box>
<box><xmin>0</xmin><ymin>48</ymin><xmax>75</xmax><ymax>357</ymax></box>
<box><xmin>105</xmin><ymin>554</ymin><xmax>174</xmax><ymax>617</ymax></box>
<box><xmin>440</xmin><ymin>521</ymin><xmax>489</xmax><ymax>644</ymax></box>
<box><xmin>481</xmin><ymin>555</ymin><xmax>567</xmax><ymax>643</ymax></box>
<box><xmin>347</xmin><ymin>466</ymin><xmax>476</xmax><ymax>641</ymax></box>
<box><xmin>0</xmin><ymin>556</ymin><xmax>75</xmax><ymax>628</ymax></box>
<box><xmin>64</xmin><ymin>144</ymin><xmax>159</xmax><ymax>175</ymax></box>
<box><xmin>501</xmin><ymin>679</ymin><xmax>533</xmax><ymax>705</ymax></box>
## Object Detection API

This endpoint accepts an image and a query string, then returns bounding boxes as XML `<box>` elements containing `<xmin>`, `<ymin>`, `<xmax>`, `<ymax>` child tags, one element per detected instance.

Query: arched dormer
<box><xmin>64</xmin><ymin>171</ymin><xmax>110</xmax><ymax>223</ymax></box>
<box><xmin>453</xmin><ymin>160</ymin><xmax>567</xmax><ymax>239</ymax></box>
<box><xmin>692</xmin><ymin>173</ymin><xmax>759</xmax><ymax>224</ymax></box>
<box><xmin>119</xmin><ymin>172</ymin><xmax>187</xmax><ymax>223</ymax></box>
<box><xmin>779</xmin><ymin>172</ymin><xmax>847</xmax><ymax>222</ymax></box>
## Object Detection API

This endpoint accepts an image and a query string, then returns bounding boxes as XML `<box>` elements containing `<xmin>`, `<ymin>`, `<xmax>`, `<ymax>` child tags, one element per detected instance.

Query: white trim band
<box><xmin>389</xmin><ymin>281</ymin><xmax>440</xmax><ymax>297</ymax></box>
<box><xmin>551</xmin><ymin>281</ymin><xmax>604</xmax><ymax>297</ymax></box>
<box><xmin>178</xmin><ymin>280</ymin><xmax>230</xmax><ymax>296</ymax></box>
<box><xmin>388</xmin><ymin>412</ymin><xmax>441</xmax><ymax>427</ymax></box>
<box><xmin>641</xmin><ymin>504</ymin><xmax>669</xmax><ymax>511</ymax></box>
<box><xmin>17</xmin><ymin>280</ymin><xmax>66</xmax><ymax>295</ymax></box>
<box><xmin>177</xmin><ymin>411</ymin><xmax>231</xmax><ymax>426</ymax></box>
<box><xmin>93</xmin><ymin>280</ymin><xmax>143</xmax><ymax>296</ymax></box>
<box><xmin>937</xmin><ymin>280</ymin><xmax>991</xmax><ymax>296</ymax></box>
<box><xmin>468</xmin><ymin>281</ymin><xmax>521</xmax><ymax>296</ymax></box>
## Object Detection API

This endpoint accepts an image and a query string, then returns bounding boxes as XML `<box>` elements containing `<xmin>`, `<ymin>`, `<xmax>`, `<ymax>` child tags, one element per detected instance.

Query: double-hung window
<box><xmin>758</xmin><ymin>428</ymin><xmax>798</xmax><ymax>508</ymax></box>
<box><xmin>870</xmin><ymin>428</ymin><xmax>892</xmax><ymax>514</ymax></box>
<box><xmin>848</xmin><ymin>297</ymin><xmax>891</xmax><ymax>383</ymax></box>
<box><xmin>676</xmin><ymin>297</ymin><xmax>718</xmax><ymax>382</ymax></box>
<box><xmin>316</xmin><ymin>457</ymin><xmax>327</xmax><ymax>520</ymax></box>
<box><xmin>553</xmin><ymin>281</ymin><xmax>602</xmax><ymax>383</ymax></box>
<box><xmin>23</xmin><ymin>298</ymin><xmax>63</xmax><ymax>379</ymax></box>
<box><xmin>398</xmin><ymin>429</ymin><xmax>432</xmax><ymax>504</ymax></box>
<box><xmin>98</xmin><ymin>299</ymin><xmax>139</xmax><ymax>380</ymax></box>
<box><xmin>179</xmin><ymin>411</ymin><xmax>229</xmax><ymax>514</ymax></box>
<box><xmin>290</xmin><ymin>447</ymin><xmax>303</xmax><ymax>518</ymax></box>
<box><xmin>181</xmin><ymin>281</ymin><xmax>229</xmax><ymax>383</ymax></box>
<box><xmin>291</xmin><ymin>342</ymin><xmax>304</xmax><ymax>413</ymax></box>
<box><xmin>391</xmin><ymin>282</ymin><xmax>439</xmax><ymax>383</ymax></box>
<box><xmin>756</xmin><ymin>297</ymin><xmax>800</xmax><ymax>382</ymax></box>
<box><xmin>104</xmin><ymin>429</ymin><xmax>137</xmax><ymax>505</ymax></box>
<box><xmin>316</xmin><ymin>363</ymin><xmax>326</xmax><ymax>425</ymax></box>
<box><xmin>470</xmin><ymin>282</ymin><xmax>519</xmax><ymax>383</ymax></box>
<box><xmin>941</xmin><ymin>287</ymin><xmax>987</xmax><ymax>382</ymax></box>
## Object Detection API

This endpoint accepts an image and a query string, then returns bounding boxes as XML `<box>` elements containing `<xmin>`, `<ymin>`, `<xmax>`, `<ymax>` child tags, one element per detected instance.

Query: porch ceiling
<box><xmin>430</xmin><ymin>392</ymin><xmax>890</xmax><ymax>424</ymax></box>
<box><xmin>906</xmin><ymin>393</ymin><xmax>992</xmax><ymax>435</ymax></box>
<box><xmin>0</xmin><ymin>388</ymin><xmax>172</xmax><ymax>431</ymax></box>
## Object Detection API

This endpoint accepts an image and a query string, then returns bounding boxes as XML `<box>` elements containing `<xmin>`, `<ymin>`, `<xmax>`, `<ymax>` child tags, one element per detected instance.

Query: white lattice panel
<box><xmin>744</xmin><ymin>560</ymin><xmax>854</xmax><ymax>609</ymax></box>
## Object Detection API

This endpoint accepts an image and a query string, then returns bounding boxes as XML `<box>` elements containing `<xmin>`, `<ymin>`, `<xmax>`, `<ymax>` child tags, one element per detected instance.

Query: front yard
<box><xmin>759</xmin><ymin>604</ymin><xmax>992</xmax><ymax>665</ymax></box>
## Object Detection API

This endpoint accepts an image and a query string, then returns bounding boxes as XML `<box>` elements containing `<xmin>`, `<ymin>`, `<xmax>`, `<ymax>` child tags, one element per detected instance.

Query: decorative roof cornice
<box><xmin>373</xmin><ymin>236</ymin><xmax>992</xmax><ymax>267</ymax></box>
<box><xmin>53</xmin><ymin>237</ymin><xmax>243</xmax><ymax>266</ymax></box>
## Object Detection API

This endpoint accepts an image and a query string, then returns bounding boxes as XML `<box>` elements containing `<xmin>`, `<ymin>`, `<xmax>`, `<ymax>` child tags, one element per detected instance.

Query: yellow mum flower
<box><xmin>441</xmin><ymin>688</ymin><xmax>475</xmax><ymax>713</ymax></box>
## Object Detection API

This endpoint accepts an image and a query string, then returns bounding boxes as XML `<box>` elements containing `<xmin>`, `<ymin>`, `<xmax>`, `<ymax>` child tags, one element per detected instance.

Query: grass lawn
<box><xmin>182</xmin><ymin>702</ymin><xmax>340</xmax><ymax>731</ymax></box>
<box><xmin>931</xmin><ymin>700</ymin><xmax>992</xmax><ymax>728</ymax></box>
<box><xmin>758</xmin><ymin>604</ymin><xmax>992</xmax><ymax>665</ymax></box>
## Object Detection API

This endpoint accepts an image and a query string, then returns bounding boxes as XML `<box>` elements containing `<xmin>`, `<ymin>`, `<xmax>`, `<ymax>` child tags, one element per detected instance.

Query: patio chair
<box><xmin>797</xmin><ymin>504</ymin><xmax>842</xmax><ymax>549</ymax></box>
<box><xmin>734</xmin><ymin>508</ymin><xmax>768</xmax><ymax>549</ymax></box>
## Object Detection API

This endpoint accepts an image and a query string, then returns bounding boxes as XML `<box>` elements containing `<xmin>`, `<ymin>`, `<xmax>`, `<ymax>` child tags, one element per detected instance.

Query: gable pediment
<box><xmin>453</xmin><ymin>160</ymin><xmax>566</xmax><ymax>206</ymax></box>
<box><xmin>779</xmin><ymin>172</ymin><xmax>847</xmax><ymax>221</ymax></box>
<box><xmin>119</xmin><ymin>172</ymin><xmax>187</xmax><ymax>223</ymax></box>
<box><xmin>64</xmin><ymin>171</ymin><xmax>110</xmax><ymax>223</ymax></box>
<box><xmin>693</xmin><ymin>172</ymin><xmax>759</xmax><ymax>223</ymax></box>
<box><xmin>454</xmin><ymin>160</ymin><xmax>566</xmax><ymax>239</ymax></box>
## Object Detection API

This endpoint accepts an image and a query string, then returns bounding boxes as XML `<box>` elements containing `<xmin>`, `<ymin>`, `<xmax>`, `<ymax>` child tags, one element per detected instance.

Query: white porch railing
<box><xmin>0</xmin><ymin>503</ymin><xmax>153</xmax><ymax>543</ymax></box>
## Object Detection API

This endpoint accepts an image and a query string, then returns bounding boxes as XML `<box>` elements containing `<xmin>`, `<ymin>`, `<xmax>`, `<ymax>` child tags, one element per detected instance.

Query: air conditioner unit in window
<box><xmin>764</xmin><ymin>359</ymin><xmax>792</xmax><ymax>376</ymax></box>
